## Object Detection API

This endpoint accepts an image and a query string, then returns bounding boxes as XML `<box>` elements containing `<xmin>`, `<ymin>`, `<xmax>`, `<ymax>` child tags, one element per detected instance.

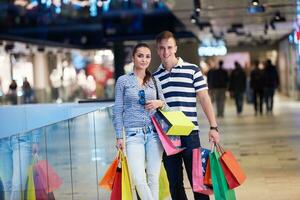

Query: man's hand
<box><xmin>209</xmin><ymin>129</ymin><xmax>220</xmax><ymax>143</ymax></box>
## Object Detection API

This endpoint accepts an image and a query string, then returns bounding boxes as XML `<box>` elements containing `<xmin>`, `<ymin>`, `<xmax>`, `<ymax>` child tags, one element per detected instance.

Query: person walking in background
<box><xmin>206</xmin><ymin>64</ymin><xmax>217</xmax><ymax>102</ymax></box>
<box><xmin>263</xmin><ymin>59</ymin><xmax>279</xmax><ymax>114</ymax></box>
<box><xmin>8</xmin><ymin>80</ymin><xmax>17</xmax><ymax>105</ymax></box>
<box><xmin>211</xmin><ymin>61</ymin><xmax>228</xmax><ymax>118</ymax></box>
<box><xmin>22</xmin><ymin>77</ymin><xmax>33</xmax><ymax>104</ymax></box>
<box><xmin>250</xmin><ymin>60</ymin><xmax>265</xmax><ymax>115</ymax></box>
<box><xmin>153</xmin><ymin>31</ymin><xmax>220</xmax><ymax>200</ymax></box>
<box><xmin>113</xmin><ymin>43</ymin><xmax>165</xmax><ymax>200</ymax></box>
<box><xmin>229</xmin><ymin>61</ymin><xmax>247</xmax><ymax>115</ymax></box>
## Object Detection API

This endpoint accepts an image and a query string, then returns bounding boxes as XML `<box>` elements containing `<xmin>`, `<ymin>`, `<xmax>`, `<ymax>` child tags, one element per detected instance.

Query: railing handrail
<box><xmin>0</xmin><ymin>102</ymin><xmax>114</xmax><ymax>139</ymax></box>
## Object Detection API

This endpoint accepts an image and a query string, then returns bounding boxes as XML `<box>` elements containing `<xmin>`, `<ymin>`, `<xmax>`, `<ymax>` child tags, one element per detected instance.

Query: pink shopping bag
<box><xmin>34</xmin><ymin>160</ymin><xmax>63</xmax><ymax>194</ymax></box>
<box><xmin>151</xmin><ymin>115</ymin><xmax>184</xmax><ymax>156</ymax></box>
<box><xmin>192</xmin><ymin>148</ymin><xmax>213</xmax><ymax>195</ymax></box>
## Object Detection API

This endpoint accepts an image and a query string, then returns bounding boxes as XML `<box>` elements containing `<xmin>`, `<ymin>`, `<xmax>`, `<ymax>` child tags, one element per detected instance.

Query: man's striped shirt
<box><xmin>153</xmin><ymin>57</ymin><xmax>208</xmax><ymax>131</ymax></box>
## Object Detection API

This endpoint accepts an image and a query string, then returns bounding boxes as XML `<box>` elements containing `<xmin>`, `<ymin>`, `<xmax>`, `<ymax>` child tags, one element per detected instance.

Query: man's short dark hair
<box><xmin>156</xmin><ymin>31</ymin><xmax>176</xmax><ymax>44</ymax></box>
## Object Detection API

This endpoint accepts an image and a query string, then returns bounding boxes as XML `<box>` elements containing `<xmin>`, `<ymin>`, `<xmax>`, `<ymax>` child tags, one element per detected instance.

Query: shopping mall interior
<box><xmin>0</xmin><ymin>0</ymin><xmax>300</xmax><ymax>199</ymax></box>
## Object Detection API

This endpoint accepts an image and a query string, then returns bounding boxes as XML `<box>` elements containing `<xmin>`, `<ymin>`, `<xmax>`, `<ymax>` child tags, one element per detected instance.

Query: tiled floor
<box><xmin>24</xmin><ymin>95</ymin><xmax>300</xmax><ymax>200</ymax></box>
<box><xmin>183</xmin><ymin>95</ymin><xmax>300</xmax><ymax>200</ymax></box>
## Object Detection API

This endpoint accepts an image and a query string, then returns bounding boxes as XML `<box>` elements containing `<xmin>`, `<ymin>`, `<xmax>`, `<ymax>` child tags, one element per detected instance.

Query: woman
<box><xmin>113</xmin><ymin>43</ymin><xmax>165</xmax><ymax>200</ymax></box>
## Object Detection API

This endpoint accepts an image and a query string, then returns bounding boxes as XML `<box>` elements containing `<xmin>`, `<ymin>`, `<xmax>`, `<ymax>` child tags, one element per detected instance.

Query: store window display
<box><xmin>0</xmin><ymin>78</ymin><xmax>4</xmax><ymax>104</ymax></box>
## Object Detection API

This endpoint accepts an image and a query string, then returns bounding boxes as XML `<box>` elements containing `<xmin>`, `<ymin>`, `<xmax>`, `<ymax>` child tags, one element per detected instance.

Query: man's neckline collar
<box><xmin>159</xmin><ymin>57</ymin><xmax>184</xmax><ymax>70</ymax></box>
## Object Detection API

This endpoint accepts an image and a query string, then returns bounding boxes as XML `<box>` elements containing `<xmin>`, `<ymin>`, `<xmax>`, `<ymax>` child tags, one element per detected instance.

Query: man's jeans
<box><xmin>125</xmin><ymin>126</ymin><xmax>163</xmax><ymax>200</ymax></box>
<box><xmin>264</xmin><ymin>87</ymin><xmax>275</xmax><ymax>112</ymax></box>
<box><xmin>163</xmin><ymin>131</ymin><xmax>209</xmax><ymax>200</ymax></box>
<box><xmin>0</xmin><ymin>134</ymin><xmax>32</xmax><ymax>200</ymax></box>
<box><xmin>234</xmin><ymin>92</ymin><xmax>244</xmax><ymax>114</ymax></box>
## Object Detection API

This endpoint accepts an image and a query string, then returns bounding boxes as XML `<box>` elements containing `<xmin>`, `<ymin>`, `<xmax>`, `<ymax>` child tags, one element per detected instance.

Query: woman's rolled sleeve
<box><xmin>113</xmin><ymin>77</ymin><xmax>125</xmax><ymax>139</ymax></box>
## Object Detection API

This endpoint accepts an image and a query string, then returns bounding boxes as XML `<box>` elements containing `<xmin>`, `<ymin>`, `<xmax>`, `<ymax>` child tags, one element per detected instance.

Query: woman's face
<box><xmin>133</xmin><ymin>47</ymin><xmax>151</xmax><ymax>70</ymax></box>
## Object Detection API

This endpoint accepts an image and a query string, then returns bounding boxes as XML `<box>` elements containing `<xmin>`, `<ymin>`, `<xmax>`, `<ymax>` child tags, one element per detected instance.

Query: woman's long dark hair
<box><xmin>132</xmin><ymin>43</ymin><xmax>152</xmax><ymax>85</ymax></box>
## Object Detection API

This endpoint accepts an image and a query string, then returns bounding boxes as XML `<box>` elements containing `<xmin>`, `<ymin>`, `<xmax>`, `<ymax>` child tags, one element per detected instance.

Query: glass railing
<box><xmin>0</xmin><ymin>106</ymin><xmax>116</xmax><ymax>200</ymax></box>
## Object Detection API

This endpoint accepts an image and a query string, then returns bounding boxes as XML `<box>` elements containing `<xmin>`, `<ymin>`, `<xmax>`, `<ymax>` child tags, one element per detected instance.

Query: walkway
<box><xmin>184</xmin><ymin>95</ymin><xmax>300</xmax><ymax>200</ymax></box>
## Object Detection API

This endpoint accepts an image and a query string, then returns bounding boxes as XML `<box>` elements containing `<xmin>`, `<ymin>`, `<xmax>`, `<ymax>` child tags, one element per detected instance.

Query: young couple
<box><xmin>113</xmin><ymin>31</ymin><xmax>220</xmax><ymax>200</ymax></box>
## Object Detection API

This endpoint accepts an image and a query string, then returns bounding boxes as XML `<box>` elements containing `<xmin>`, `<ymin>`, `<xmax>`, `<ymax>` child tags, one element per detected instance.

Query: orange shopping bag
<box><xmin>204</xmin><ymin>159</ymin><xmax>212</xmax><ymax>186</ymax></box>
<box><xmin>192</xmin><ymin>148</ymin><xmax>213</xmax><ymax>195</ymax></box>
<box><xmin>99</xmin><ymin>152</ymin><xmax>120</xmax><ymax>190</ymax></box>
<box><xmin>217</xmin><ymin>144</ymin><xmax>246</xmax><ymax>189</ymax></box>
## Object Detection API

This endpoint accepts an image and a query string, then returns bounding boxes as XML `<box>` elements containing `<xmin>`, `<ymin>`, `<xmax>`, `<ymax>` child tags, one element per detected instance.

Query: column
<box><xmin>33</xmin><ymin>52</ymin><xmax>50</xmax><ymax>103</ymax></box>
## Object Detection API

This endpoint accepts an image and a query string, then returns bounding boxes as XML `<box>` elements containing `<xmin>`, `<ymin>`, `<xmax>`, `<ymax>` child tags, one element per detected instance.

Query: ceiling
<box><xmin>170</xmin><ymin>0</ymin><xmax>298</xmax><ymax>47</ymax></box>
<box><xmin>0</xmin><ymin>0</ymin><xmax>298</xmax><ymax>49</ymax></box>
<box><xmin>0</xmin><ymin>0</ymin><xmax>191</xmax><ymax>49</ymax></box>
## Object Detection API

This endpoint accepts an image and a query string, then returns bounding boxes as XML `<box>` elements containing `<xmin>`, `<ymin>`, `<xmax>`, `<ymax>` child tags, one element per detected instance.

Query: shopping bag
<box><xmin>159</xmin><ymin>164</ymin><xmax>171</xmax><ymax>200</ymax></box>
<box><xmin>151</xmin><ymin>115</ymin><xmax>185</xmax><ymax>156</ymax></box>
<box><xmin>153</xmin><ymin>113</ymin><xmax>183</xmax><ymax>148</ymax></box>
<box><xmin>110</xmin><ymin>167</ymin><xmax>122</xmax><ymax>200</ymax></box>
<box><xmin>99</xmin><ymin>153</ymin><xmax>119</xmax><ymax>190</ymax></box>
<box><xmin>204</xmin><ymin>159</ymin><xmax>212</xmax><ymax>186</ymax></box>
<box><xmin>34</xmin><ymin>169</ymin><xmax>56</xmax><ymax>200</ymax></box>
<box><xmin>34</xmin><ymin>160</ymin><xmax>63</xmax><ymax>194</ymax></box>
<box><xmin>217</xmin><ymin>144</ymin><xmax>246</xmax><ymax>189</ymax></box>
<box><xmin>120</xmin><ymin>150</ymin><xmax>133</xmax><ymax>200</ymax></box>
<box><xmin>26</xmin><ymin>165</ymin><xmax>37</xmax><ymax>200</ymax></box>
<box><xmin>201</xmin><ymin>148</ymin><xmax>210</xmax><ymax>176</ymax></box>
<box><xmin>210</xmin><ymin>146</ymin><xmax>236</xmax><ymax>200</ymax></box>
<box><xmin>192</xmin><ymin>148</ymin><xmax>213</xmax><ymax>195</ymax></box>
<box><xmin>154</xmin><ymin>110</ymin><xmax>194</xmax><ymax>136</ymax></box>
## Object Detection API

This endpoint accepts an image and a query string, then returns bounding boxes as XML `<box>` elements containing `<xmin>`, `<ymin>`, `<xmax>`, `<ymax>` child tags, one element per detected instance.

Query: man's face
<box><xmin>156</xmin><ymin>38</ymin><xmax>177</xmax><ymax>63</ymax></box>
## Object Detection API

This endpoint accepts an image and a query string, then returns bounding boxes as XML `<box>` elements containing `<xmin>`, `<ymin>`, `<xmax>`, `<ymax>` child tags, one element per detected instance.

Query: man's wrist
<box><xmin>210</xmin><ymin>126</ymin><xmax>219</xmax><ymax>132</ymax></box>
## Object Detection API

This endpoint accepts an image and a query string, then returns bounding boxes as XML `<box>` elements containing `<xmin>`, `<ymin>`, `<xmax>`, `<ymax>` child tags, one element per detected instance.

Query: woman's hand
<box><xmin>32</xmin><ymin>143</ymin><xmax>39</xmax><ymax>154</ymax></box>
<box><xmin>116</xmin><ymin>139</ymin><xmax>124</xmax><ymax>150</ymax></box>
<box><xmin>145</xmin><ymin>100</ymin><xmax>164</xmax><ymax>111</ymax></box>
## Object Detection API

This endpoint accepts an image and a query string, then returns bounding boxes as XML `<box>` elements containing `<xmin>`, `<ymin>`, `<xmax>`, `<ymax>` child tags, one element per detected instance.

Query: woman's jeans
<box><xmin>125</xmin><ymin>126</ymin><xmax>163</xmax><ymax>200</ymax></box>
<box><xmin>0</xmin><ymin>134</ymin><xmax>33</xmax><ymax>200</ymax></box>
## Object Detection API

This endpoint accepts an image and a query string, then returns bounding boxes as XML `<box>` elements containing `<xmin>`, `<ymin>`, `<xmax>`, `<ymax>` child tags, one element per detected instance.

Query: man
<box><xmin>207</xmin><ymin>61</ymin><xmax>229</xmax><ymax>118</ymax></box>
<box><xmin>153</xmin><ymin>31</ymin><xmax>220</xmax><ymax>200</ymax></box>
<box><xmin>229</xmin><ymin>61</ymin><xmax>246</xmax><ymax>115</ymax></box>
<box><xmin>250</xmin><ymin>60</ymin><xmax>264</xmax><ymax>115</ymax></box>
<box><xmin>263</xmin><ymin>59</ymin><xmax>279</xmax><ymax>114</ymax></box>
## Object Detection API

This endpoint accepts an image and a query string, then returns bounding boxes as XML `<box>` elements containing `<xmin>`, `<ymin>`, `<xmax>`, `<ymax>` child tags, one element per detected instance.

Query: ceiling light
<box><xmin>190</xmin><ymin>15</ymin><xmax>197</xmax><ymax>24</ymax></box>
<box><xmin>275</xmin><ymin>12</ymin><xmax>281</xmax><ymax>20</ymax></box>
<box><xmin>273</xmin><ymin>11</ymin><xmax>286</xmax><ymax>22</ymax></box>
<box><xmin>251</xmin><ymin>0</ymin><xmax>259</xmax><ymax>6</ymax></box>
<box><xmin>194</xmin><ymin>0</ymin><xmax>201</xmax><ymax>13</ymax></box>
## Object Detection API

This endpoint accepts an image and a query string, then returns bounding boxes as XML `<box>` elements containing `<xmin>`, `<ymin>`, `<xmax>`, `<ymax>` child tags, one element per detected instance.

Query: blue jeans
<box><xmin>0</xmin><ymin>134</ymin><xmax>33</xmax><ymax>200</ymax></box>
<box><xmin>264</xmin><ymin>87</ymin><xmax>275</xmax><ymax>112</ymax></box>
<box><xmin>125</xmin><ymin>125</ymin><xmax>163</xmax><ymax>200</ymax></box>
<box><xmin>234</xmin><ymin>92</ymin><xmax>244</xmax><ymax>114</ymax></box>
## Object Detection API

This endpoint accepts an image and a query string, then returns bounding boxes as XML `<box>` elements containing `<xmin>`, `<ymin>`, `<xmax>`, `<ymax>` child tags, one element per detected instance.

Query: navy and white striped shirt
<box><xmin>153</xmin><ymin>57</ymin><xmax>208</xmax><ymax>131</ymax></box>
